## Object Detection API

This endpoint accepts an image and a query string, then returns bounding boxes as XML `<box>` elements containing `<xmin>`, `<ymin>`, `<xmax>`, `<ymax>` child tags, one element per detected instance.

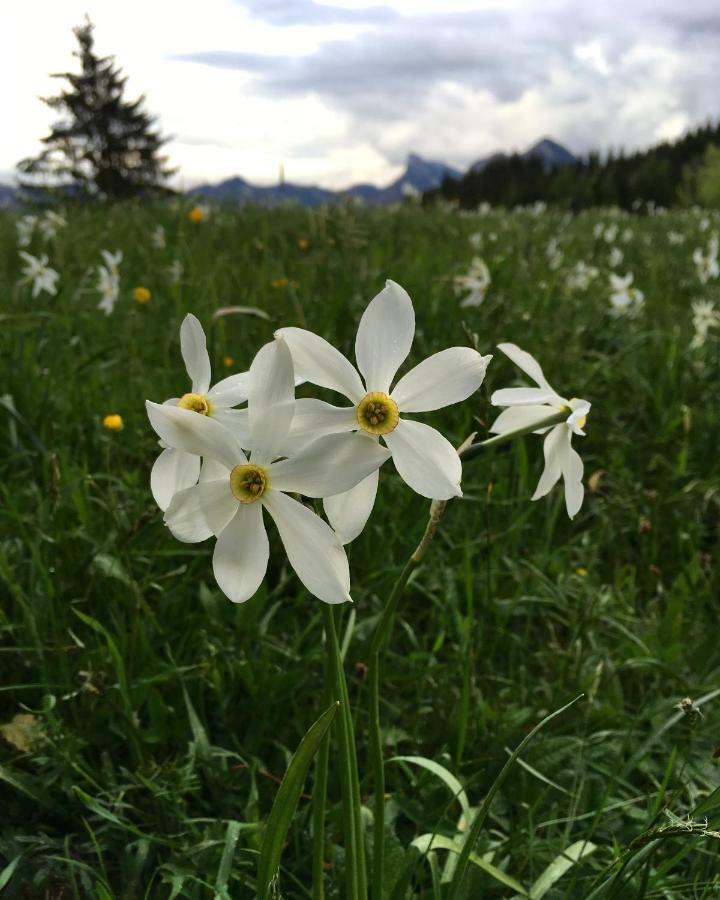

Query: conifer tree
<box><xmin>18</xmin><ymin>18</ymin><xmax>175</xmax><ymax>199</ymax></box>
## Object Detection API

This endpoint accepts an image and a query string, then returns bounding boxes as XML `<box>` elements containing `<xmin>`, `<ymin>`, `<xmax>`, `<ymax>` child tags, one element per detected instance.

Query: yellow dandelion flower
<box><xmin>297</xmin><ymin>237</ymin><xmax>309</xmax><ymax>250</ymax></box>
<box><xmin>223</xmin><ymin>355</ymin><xmax>234</xmax><ymax>368</ymax></box>
<box><xmin>188</xmin><ymin>206</ymin><xmax>204</xmax><ymax>223</ymax></box>
<box><xmin>575</xmin><ymin>567</ymin><xmax>588</xmax><ymax>577</ymax></box>
<box><xmin>103</xmin><ymin>414</ymin><xmax>123</xmax><ymax>431</ymax></box>
<box><xmin>271</xmin><ymin>277</ymin><xmax>289</xmax><ymax>289</ymax></box>
<box><xmin>133</xmin><ymin>286</ymin><xmax>151</xmax><ymax>303</ymax></box>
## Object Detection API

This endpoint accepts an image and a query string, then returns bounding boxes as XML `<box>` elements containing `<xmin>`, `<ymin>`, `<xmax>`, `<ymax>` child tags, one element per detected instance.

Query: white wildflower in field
<box><xmin>168</xmin><ymin>259</ymin><xmax>183</xmax><ymax>284</ymax></box>
<box><xmin>401</xmin><ymin>181</ymin><xmax>421</xmax><ymax>200</ymax></box>
<box><xmin>468</xmin><ymin>232</ymin><xmax>482</xmax><ymax>250</ymax></box>
<box><xmin>546</xmin><ymin>238</ymin><xmax>563</xmax><ymax>270</ymax></box>
<box><xmin>692</xmin><ymin>235</ymin><xmax>719</xmax><ymax>285</ymax></box>
<box><xmin>490</xmin><ymin>344</ymin><xmax>590</xmax><ymax>518</ymax></box>
<box><xmin>566</xmin><ymin>261</ymin><xmax>599</xmax><ymax>291</ymax></box>
<box><xmin>609</xmin><ymin>247</ymin><xmax>624</xmax><ymax>268</ymax></box>
<box><xmin>609</xmin><ymin>272</ymin><xmax>644</xmax><ymax>315</ymax></box>
<box><xmin>604</xmin><ymin>224</ymin><xmax>618</xmax><ymax>243</ymax></box>
<box><xmin>151</xmin><ymin>225</ymin><xmax>166</xmax><ymax>249</ymax></box>
<box><xmin>278</xmin><ymin>280</ymin><xmax>492</xmax><ymax>542</ymax></box>
<box><xmin>38</xmin><ymin>211</ymin><xmax>67</xmax><ymax>241</ymax></box>
<box><xmin>148</xmin><ymin>314</ymin><xmax>251</xmax><ymax>510</ymax></box>
<box><xmin>690</xmin><ymin>300</ymin><xmax>720</xmax><ymax>349</ymax></box>
<box><xmin>454</xmin><ymin>257</ymin><xmax>492</xmax><ymax>307</ymax></box>
<box><xmin>668</xmin><ymin>231</ymin><xmax>685</xmax><ymax>245</ymax></box>
<box><xmin>621</xmin><ymin>228</ymin><xmax>634</xmax><ymax>243</ymax></box>
<box><xmin>146</xmin><ymin>338</ymin><xmax>389</xmax><ymax>604</ymax></box>
<box><xmin>16</xmin><ymin>215</ymin><xmax>38</xmax><ymax>248</ymax></box>
<box><xmin>19</xmin><ymin>252</ymin><xmax>59</xmax><ymax>297</ymax></box>
<box><xmin>96</xmin><ymin>250</ymin><xmax>122</xmax><ymax>315</ymax></box>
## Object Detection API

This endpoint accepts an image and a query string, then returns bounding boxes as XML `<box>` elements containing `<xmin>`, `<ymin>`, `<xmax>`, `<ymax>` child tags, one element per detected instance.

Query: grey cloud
<box><xmin>239</xmin><ymin>0</ymin><xmax>397</xmax><ymax>26</ymax></box>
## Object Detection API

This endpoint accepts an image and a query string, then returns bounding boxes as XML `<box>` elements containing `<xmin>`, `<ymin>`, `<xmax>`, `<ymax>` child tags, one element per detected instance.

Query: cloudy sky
<box><xmin>4</xmin><ymin>0</ymin><xmax>719</xmax><ymax>189</ymax></box>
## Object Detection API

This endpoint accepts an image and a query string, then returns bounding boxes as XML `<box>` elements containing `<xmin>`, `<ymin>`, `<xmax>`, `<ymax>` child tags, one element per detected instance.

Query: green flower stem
<box><xmin>323</xmin><ymin>604</ymin><xmax>367</xmax><ymax>900</ymax></box>
<box><xmin>311</xmin><ymin>646</ymin><xmax>332</xmax><ymax>900</ymax></box>
<box><xmin>368</xmin><ymin>411</ymin><xmax>567</xmax><ymax>896</ymax></box>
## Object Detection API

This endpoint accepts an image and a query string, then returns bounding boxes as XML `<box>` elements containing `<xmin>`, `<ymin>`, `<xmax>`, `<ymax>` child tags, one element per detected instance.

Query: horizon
<box><xmin>5</xmin><ymin>0</ymin><xmax>720</xmax><ymax>190</ymax></box>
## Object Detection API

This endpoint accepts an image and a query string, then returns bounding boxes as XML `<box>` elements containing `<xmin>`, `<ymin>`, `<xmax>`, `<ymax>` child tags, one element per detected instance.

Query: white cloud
<box><xmin>3</xmin><ymin>0</ymin><xmax>719</xmax><ymax>189</ymax></box>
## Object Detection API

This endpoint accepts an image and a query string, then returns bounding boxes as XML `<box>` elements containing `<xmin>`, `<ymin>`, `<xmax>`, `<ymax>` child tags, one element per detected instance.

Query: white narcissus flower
<box><xmin>609</xmin><ymin>272</ymin><xmax>644</xmax><ymax>315</ymax></box>
<box><xmin>149</xmin><ymin>313</ymin><xmax>251</xmax><ymax>511</ymax></box>
<box><xmin>97</xmin><ymin>266</ymin><xmax>120</xmax><ymax>315</ymax></box>
<box><xmin>278</xmin><ymin>280</ymin><xmax>492</xmax><ymax>543</ymax></box>
<box><xmin>19</xmin><ymin>252</ymin><xmax>59</xmax><ymax>297</ymax></box>
<box><xmin>146</xmin><ymin>338</ymin><xmax>390</xmax><ymax>604</ymax></box>
<box><xmin>16</xmin><ymin>215</ymin><xmax>38</xmax><ymax>248</ymax></box>
<box><xmin>454</xmin><ymin>257</ymin><xmax>491</xmax><ymax>307</ymax></box>
<box><xmin>692</xmin><ymin>235</ymin><xmax>719</xmax><ymax>285</ymax></box>
<box><xmin>38</xmin><ymin>211</ymin><xmax>68</xmax><ymax>241</ymax></box>
<box><xmin>690</xmin><ymin>300</ymin><xmax>720</xmax><ymax>349</ymax></box>
<box><xmin>490</xmin><ymin>343</ymin><xmax>590</xmax><ymax>519</ymax></box>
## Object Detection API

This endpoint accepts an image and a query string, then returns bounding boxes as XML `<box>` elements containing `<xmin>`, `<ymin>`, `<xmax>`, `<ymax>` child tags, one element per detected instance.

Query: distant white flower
<box><xmin>146</xmin><ymin>338</ymin><xmax>389</xmax><ymax>604</ymax></box>
<box><xmin>168</xmin><ymin>259</ymin><xmax>183</xmax><ymax>284</ymax></box>
<box><xmin>38</xmin><ymin>210</ymin><xmax>67</xmax><ymax>241</ymax></box>
<box><xmin>692</xmin><ymin>235</ymin><xmax>719</xmax><ymax>285</ymax></box>
<box><xmin>609</xmin><ymin>246</ymin><xmax>624</xmax><ymax>268</ymax></box>
<box><xmin>490</xmin><ymin>343</ymin><xmax>590</xmax><ymax>518</ymax></box>
<box><xmin>668</xmin><ymin>231</ymin><xmax>685</xmax><ymax>246</ymax></box>
<box><xmin>454</xmin><ymin>257</ymin><xmax>492</xmax><ymax>307</ymax></box>
<box><xmin>96</xmin><ymin>250</ymin><xmax>122</xmax><ymax>315</ymax></box>
<box><xmin>468</xmin><ymin>232</ymin><xmax>482</xmax><ymax>250</ymax></box>
<box><xmin>151</xmin><ymin>225</ymin><xmax>166</xmax><ymax>249</ymax></box>
<box><xmin>690</xmin><ymin>300</ymin><xmax>720</xmax><ymax>349</ymax></box>
<box><xmin>621</xmin><ymin>228</ymin><xmax>633</xmax><ymax>243</ymax></box>
<box><xmin>401</xmin><ymin>181</ymin><xmax>421</xmax><ymax>200</ymax></box>
<box><xmin>278</xmin><ymin>280</ymin><xmax>492</xmax><ymax>542</ymax></box>
<box><xmin>603</xmin><ymin>224</ymin><xmax>618</xmax><ymax>243</ymax></box>
<box><xmin>477</xmin><ymin>201</ymin><xmax>492</xmax><ymax>215</ymax></box>
<box><xmin>97</xmin><ymin>267</ymin><xmax>120</xmax><ymax>315</ymax></box>
<box><xmin>19</xmin><ymin>252</ymin><xmax>59</xmax><ymax>297</ymax></box>
<box><xmin>609</xmin><ymin>272</ymin><xmax>644</xmax><ymax>315</ymax></box>
<box><xmin>16</xmin><ymin>215</ymin><xmax>38</xmax><ymax>248</ymax></box>
<box><xmin>546</xmin><ymin>237</ymin><xmax>563</xmax><ymax>270</ymax></box>
<box><xmin>566</xmin><ymin>261</ymin><xmax>599</xmax><ymax>291</ymax></box>
<box><xmin>148</xmin><ymin>314</ymin><xmax>252</xmax><ymax>511</ymax></box>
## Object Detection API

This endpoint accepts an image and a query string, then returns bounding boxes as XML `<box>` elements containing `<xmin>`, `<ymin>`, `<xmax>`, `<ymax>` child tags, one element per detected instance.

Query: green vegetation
<box><xmin>1</xmin><ymin>201</ymin><xmax>719</xmax><ymax>897</ymax></box>
<box><xmin>432</xmin><ymin>124</ymin><xmax>720</xmax><ymax>211</ymax></box>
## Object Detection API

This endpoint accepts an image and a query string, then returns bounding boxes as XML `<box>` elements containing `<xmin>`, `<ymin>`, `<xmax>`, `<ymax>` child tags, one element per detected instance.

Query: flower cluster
<box><xmin>146</xmin><ymin>282</ymin><xmax>496</xmax><ymax>604</ymax></box>
<box><xmin>147</xmin><ymin>281</ymin><xmax>591</xmax><ymax>606</ymax></box>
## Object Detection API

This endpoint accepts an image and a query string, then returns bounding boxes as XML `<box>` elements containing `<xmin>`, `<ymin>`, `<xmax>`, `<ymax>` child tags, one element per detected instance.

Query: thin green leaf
<box><xmin>0</xmin><ymin>855</ymin><xmax>23</xmax><ymax>890</ymax></box>
<box><xmin>389</xmin><ymin>755</ymin><xmax>471</xmax><ymax>819</ymax></box>
<box><xmin>212</xmin><ymin>305</ymin><xmax>271</xmax><ymax>322</ymax></box>
<box><xmin>215</xmin><ymin>820</ymin><xmax>242</xmax><ymax>897</ymax></box>
<box><xmin>256</xmin><ymin>702</ymin><xmax>339</xmax><ymax>900</ymax></box>
<box><xmin>529</xmin><ymin>840</ymin><xmax>597</xmax><ymax>899</ymax></box>
<box><xmin>412</xmin><ymin>833</ymin><xmax>528</xmax><ymax>895</ymax></box>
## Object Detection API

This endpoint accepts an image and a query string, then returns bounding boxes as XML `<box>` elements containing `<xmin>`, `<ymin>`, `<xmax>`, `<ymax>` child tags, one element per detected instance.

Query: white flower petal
<box><xmin>277</xmin><ymin>327</ymin><xmax>365</xmax><ymax>402</ymax></box>
<box><xmin>164</xmin><ymin>479</ymin><xmax>238</xmax><ymax>543</ymax></box>
<box><xmin>489</xmin><ymin>404</ymin><xmax>556</xmax><ymax>435</ymax></box>
<box><xmin>287</xmin><ymin>399</ymin><xmax>358</xmax><ymax>451</ymax></box>
<box><xmin>384</xmin><ymin>419</ymin><xmax>462</xmax><ymax>500</ymax></box>
<box><xmin>263</xmin><ymin>490</ymin><xmax>351</xmax><ymax>604</ymax></box>
<box><xmin>200</xmin><ymin>457</ymin><xmax>231</xmax><ymax>482</ymax></box>
<box><xmin>497</xmin><ymin>343</ymin><xmax>556</xmax><ymax>393</ymax></box>
<box><xmin>146</xmin><ymin>401</ymin><xmax>244</xmax><ymax>471</ymax></box>
<box><xmin>324</xmin><ymin>469</ymin><xmax>379</xmax><ymax>544</ymax></box>
<box><xmin>247</xmin><ymin>338</ymin><xmax>296</xmax><ymax>460</ymax></box>
<box><xmin>562</xmin><ymin>443</ymin><xmax>585</xmax><ymax>519</ymax></box>
<box><xmin>391</xmin><ymin>348</ymin><xmax>492</xmax><ymax>412</ymax></box>
<box><xmin>208</xmin><ymin>372</ymin><xmax>250</xmax><ymax>408</ymax></box>
<box><xmin>212</xmin><ymin>504</ymin><xmax>269</xmax><ymax>603</ymax></box>
<box><xmin>355</xmin><ymin>280</ymin><xmax>415</xmax><ymax>393</ymax></box>
<box><xmin>269</xmin><ymin>432</ymin><xmax>390</xmax><ymax>498</ymax></box>
<box><xmin>214</xmin><ymin>408</ymin><xmax>251</xmax><ymax>448</ymax></box>
<box><xmin>531</xmin><ymin>425</ymin><xmax>566</xmax><ymax>500</ymax></box>
<box><xmin>491</xmin><ymin>387</ymin><xmax>559</xmax><ymax>407</ymax></box>
<box><xmin>181</xmin><ymin>314</ymin><xmax>212</xmax><ymax>395</ymax></box>
<box><xmin>150</xmin><ymin>447</ymin><xmax>201</xmax><ymax>511</ymax></box>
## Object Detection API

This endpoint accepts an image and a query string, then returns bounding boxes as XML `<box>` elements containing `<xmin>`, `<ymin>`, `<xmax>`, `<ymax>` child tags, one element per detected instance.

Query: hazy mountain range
<box><xmin>190</xmin><ymin>138</ymin><xmax>576</xmax><ymax>206</ymax></box>
<box><xmin>0</xmin><ymin>138</ymin><xmax>575</xmax><ymax>206</ymax></box>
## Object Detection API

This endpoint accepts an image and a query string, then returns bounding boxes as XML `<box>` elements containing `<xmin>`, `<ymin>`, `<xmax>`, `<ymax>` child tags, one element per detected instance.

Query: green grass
<box><xmin>1</xmin><ymin>200</ymin><xmax>719</xmax><ymax>898</ymax></box>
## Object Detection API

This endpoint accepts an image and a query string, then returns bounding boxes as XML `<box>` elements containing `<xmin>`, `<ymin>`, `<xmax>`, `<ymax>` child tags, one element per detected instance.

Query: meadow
<box><xmin>1</xmin><ymin>198</ymin><xmax>719</xmax><ymax>898</ymax></box>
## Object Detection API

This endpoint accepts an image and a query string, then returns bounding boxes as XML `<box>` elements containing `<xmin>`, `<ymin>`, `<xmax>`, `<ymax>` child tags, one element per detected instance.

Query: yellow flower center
<box><xmin>188</xmin><ymin>207</ymin><xmax>204</xmax><ymax>222</ymax></box>
<box><xmin>133</xmin><ymin>286</ymin><xmax>151</xmax><ymax>303</ymax></box>
<box><xmin>229</xmin><ymin>464</ymin><xmax>268</xmax><ymax>503</ymax></box>
<box><xmin>356</xmin><ymin>392</ymin><xmax>400</xmax><ymax>436</ymax></box>
<box><xmin>177</xmin><ymin>393</ymin><xmax>211</xmax><ymax>416</ymax></box>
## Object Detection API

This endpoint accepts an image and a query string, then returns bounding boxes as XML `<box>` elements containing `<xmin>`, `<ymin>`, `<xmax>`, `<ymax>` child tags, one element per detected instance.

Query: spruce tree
<box><xmin>18</xmin><ymin>18</ymin><xmax>175</xmax><ymax>199</ymax></box>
